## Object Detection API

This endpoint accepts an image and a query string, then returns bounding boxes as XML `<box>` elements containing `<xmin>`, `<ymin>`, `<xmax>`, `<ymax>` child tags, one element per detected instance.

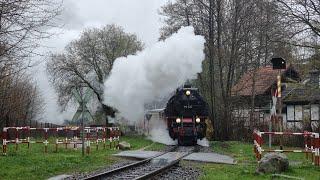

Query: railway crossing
<box><xmin>2</xmin><ymin>126</ymin><xmax>120</xmax><ymax>155</ymax></box>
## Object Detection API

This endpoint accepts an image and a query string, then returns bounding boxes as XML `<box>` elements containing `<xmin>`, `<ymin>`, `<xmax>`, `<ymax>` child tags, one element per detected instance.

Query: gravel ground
<box><xmin>151</xmin><ymin>145</ymin><xmax>208</xmax><ymax>180</ymax></box>
<box><xmin>152</xmin><ymin>145</ymin><xmax>205</xmax><ymax>180</ymax></box>
<box><xmin>161</xmin><ymin>145</ymin><xmax>176</xmax><ymax>152</ymax></box>
<box><xmin>160</xmin><ymin>145</ymin><xmax>212</xmax><ymax>153</ymax></box>
<box><xmin>152</xmin><ymin>161</ymin><xmax>202</xmax><ymax>180</ymax></box>
<box><xmin>64</xmin><ymin>159</ymin><xmax>137</xmax><ymax>180</ymax></box>
<box><xmin>196</xmin><ymin>145</ymin><xmax>213</xmax><ymax>153</ymax></box>
<box><xmin>103</xmin><ymin>161</ymin><xmax>165</xmax><ymax>179</ymax></box>
<box><xmin>63</xmin><ymin>145</ymin><xmax>211</xmax><ymax>180</ymax></box>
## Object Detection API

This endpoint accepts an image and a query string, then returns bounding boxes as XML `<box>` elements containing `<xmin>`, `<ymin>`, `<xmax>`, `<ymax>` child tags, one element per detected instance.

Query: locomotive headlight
<box><xmin>176</xmin><ymin>118</ymin><xmax>181</xmax><ymax>123</ymax></box>
<box><xmin>196</xmin><ymin>117</ymin><xmax>201</xmax><ymax>123</ymax></box>
<box><xmin>185</xmin><ymin>90</ymin><xmax>191</xmax><ymax>96</ymax></box>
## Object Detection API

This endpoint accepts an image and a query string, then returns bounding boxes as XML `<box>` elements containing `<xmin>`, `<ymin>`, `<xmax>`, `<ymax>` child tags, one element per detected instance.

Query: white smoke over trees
<box><xmin>46</xmin><ymin>25</ymin><xmax>143</xmax><ymax>124</ymax></box>
<box><xmin>104</xmin><ymin>26</ymin><xmax>205</xmax><ymax>123</ymax></box>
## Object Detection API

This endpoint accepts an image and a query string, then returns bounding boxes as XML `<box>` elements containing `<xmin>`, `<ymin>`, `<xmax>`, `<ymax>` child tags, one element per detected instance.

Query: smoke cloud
<box><xmin>197</xmin><ymin>138</ymin><xmax>209</xmax><ymax>147</ymax></box>
<box><xmin>104</xmin><ymin>26</ymin><xmax>205</xmax><ymax>123</ymax></box>
<box><xmin>148</xmin><ymin>118</ymin><xmax>177</xmax><ymax>145</ymax></box>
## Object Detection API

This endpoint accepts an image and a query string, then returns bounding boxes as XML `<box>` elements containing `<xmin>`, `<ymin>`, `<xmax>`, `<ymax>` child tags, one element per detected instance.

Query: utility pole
<box><xmin>81</xmin><ymin>92</ymin><xmax>85</xmax><ymax>157</ymax></box>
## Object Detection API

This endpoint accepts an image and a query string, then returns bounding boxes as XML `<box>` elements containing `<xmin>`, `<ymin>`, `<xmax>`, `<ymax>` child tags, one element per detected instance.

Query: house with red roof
<box><xmin>231</xmin><ymin>65</ymin><xmax>320</xmax><ymax>131</ymax></box>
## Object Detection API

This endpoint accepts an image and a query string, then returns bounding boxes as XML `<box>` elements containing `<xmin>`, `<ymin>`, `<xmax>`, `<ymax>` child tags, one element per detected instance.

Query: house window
<box><xmin>311</xmin><ymin>104</ymin><xmax>319</xmax><ymax>121</ymax></box>
<box><xmin>295</xmin><ymin>105</ymin><xmax>303</xmax><ymax>120</ymax></box>
<box><xmin>259</xmin><ymin>113</ymin><xmax>264</xmax><ymax>118</ymax></box>
<box><xmin>233</xmin><ymin>109</ymin><xmax>239</xmax><ymax>118</ymax></box>
<box><xmin>303</xmin><ymin>105</ymin><xmax>310</xmax><ymax>120</ymax></box>
<box><xmin>287</xmin><ymin>105</ymin><xmax>294</xmax><ymax>121</ymax></box>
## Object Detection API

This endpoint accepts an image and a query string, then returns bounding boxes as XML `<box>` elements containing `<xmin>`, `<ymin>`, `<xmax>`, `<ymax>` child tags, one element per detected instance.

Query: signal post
<box><xmin>271</xmin><ymin>57</ymin><xmax>286</xmax><ymax>150</ymax></box>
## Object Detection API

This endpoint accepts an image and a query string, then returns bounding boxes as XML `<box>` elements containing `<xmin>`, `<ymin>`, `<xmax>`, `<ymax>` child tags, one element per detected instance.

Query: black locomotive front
<box><xmin>164</xmin><ymin>84</ymin><xmax>209</xmax><ymax>145</ymax></box>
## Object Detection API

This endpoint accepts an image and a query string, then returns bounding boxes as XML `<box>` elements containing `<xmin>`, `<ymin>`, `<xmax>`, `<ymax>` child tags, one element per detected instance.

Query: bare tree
<box><xmin>47</xmin><ymin>24</ymin><xmax>143</xmax><ymax>125</ymax></box>
<box><xmin>276</xmin><ymin>0</ymin><xmax>320</xmax><ymax>47</ymax></box>
<box><xmin>0</xmin><ymin>0</ymin><xmax>62</xmax><ymax>79</ymax></box>
<box><xmin>0</xmin><ymin>71</ymin><xmax>44</xmax><ymax>129</ymax></box>
<box><xmin>0</xmin><ymin>0</ymin><xmax>61</xmax><ymax>129</ymax></box>
<box><xmin>160</xmin><ymin>0</ymin><xmax>293</xmax><ymax>140</ymax></box>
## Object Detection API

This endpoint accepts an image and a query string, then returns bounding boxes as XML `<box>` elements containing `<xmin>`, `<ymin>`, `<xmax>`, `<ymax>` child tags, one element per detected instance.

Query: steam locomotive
<box><xmin>164</xmin><ymin>84</ymin><xmax>209</xmax><ymax>145</ymax></box>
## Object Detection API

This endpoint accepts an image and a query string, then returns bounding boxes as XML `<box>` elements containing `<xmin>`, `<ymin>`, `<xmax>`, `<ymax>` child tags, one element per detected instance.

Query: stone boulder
<box><xmin>118</xmin><ymin>141</ymin><xmax>131</xmax><ymax>150</ymax></box>
<box><xmin>256</xmin><ymin>153</ymin><xmax>289</xmax><ymax>174</ymax></box>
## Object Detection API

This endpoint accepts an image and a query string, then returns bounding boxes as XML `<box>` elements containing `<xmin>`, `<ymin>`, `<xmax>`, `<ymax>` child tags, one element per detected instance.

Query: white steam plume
<box><xmin>148</xmin><ymin>118</ymin><xmax>177</xmax><ymax>145</ymax></box>
<box><xmin>104</xmin><ymin>27</ymin><xmax>205</xmax><ymax>125</ymax></box>
<box><xmin>104</xmin><ymin>26</ymin><xmax>205</xmax><ymax>144</ymax></box>
<box><xmin>103</xmin><ymin>26</ymin><xmax>205</xmax><ymax>123</ymax></box>
<box><xmin>197</xmin><ymin>138</ymin><xmax>209</xmax><ymax>147</ymax></box>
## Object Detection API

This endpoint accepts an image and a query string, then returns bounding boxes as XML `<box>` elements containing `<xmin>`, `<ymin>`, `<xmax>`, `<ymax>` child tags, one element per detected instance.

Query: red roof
<box><xmin>231</xmin><ymin>66</ymin><xmax>286</xmax><ymax>96</ymax></box>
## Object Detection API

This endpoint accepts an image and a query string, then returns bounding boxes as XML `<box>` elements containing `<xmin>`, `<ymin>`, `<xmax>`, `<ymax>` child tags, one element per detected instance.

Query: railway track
<box><xmin>82</xmin><ymin>146</ymin><xmax>197</xmax><ymax>180</ymax></box>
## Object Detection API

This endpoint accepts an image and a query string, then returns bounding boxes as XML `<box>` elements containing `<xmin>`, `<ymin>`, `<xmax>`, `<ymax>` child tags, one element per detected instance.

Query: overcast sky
<box><xmin>31</xmin><ymin>0</ymin><xmax>169</xmax><ymax>124</ymax></box>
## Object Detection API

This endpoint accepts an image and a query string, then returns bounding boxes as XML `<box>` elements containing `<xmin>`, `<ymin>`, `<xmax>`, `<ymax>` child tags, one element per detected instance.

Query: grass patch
<box><xmin>121</xmin><ymin>135</ymin><xmax>166</xmax><ymax>151</ymax></box>
<box><xmin>0</xmin><ymin>135</ymin><xmax>158</xmax><ymax>180</ymax></box>
<box><xmin>200</xmin><ymin>141</ymin><xmax>319</xmax><ymax>180</ymax></box>
<box><xmin>143</xmin><ymin>142</ymin><xmax>166</xmax><ymax>151</ymax></box>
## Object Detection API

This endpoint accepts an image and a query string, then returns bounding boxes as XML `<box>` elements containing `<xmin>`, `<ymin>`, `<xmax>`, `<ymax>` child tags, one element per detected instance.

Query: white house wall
<box><xmin>144</xmin><ymin>110</ymin><xmax>166</xmax><ymax>136</ymax></box>
<box><xmin>294</xmin><ymin>105</ymin><xmax>303</xmax><ymax>120</ymax></box>
<box><xmin>232</xmin><ymin>104</ymin><xmax>319</xmax><ymax>131</ymax></box>
<box><xmin>311</xmin><ymin>104</ymin><xmax>319</xmax><ymax>120</ymax></box>
<box><xmin>287</xmin><ymin>105</ymin><xmax>294</xmax><ymax>120</ymax></box>
<box><xmin>285</xmin><ymin>104</ymin><xmax>320</xmax><ymax>130</ymax></box>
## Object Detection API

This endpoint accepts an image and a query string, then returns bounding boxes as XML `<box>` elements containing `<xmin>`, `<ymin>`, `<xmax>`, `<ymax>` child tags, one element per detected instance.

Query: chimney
<box><xmin>309</xmin><ymin>70</ymin><xmax>320</xmax><ymax>88</ymax></box>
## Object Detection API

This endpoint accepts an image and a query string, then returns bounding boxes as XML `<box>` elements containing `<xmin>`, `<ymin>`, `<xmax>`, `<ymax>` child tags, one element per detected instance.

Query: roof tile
<box><xmin>232</xmin><ymin>66</ymin><xmax>283</xmax><ymax>96</ymax></box>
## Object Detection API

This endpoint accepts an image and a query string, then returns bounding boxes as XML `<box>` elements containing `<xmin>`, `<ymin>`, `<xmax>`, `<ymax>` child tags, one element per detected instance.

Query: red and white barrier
<box><xmin>253</xmin><ymin>129</ymin><xmax>320</xmax><ymax>166</ymax></box>
<box><xmin>2</xmin><ymin>126</ymin><xmax>121</xmax><ymax>155</ymax></box>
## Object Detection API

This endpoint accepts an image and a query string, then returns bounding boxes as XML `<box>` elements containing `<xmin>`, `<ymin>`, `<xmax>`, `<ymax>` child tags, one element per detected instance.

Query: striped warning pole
<box><xmin>304</xmin><ymin>131</ymin><xmax>308</xmax><ymax>158</ymax></box>
<box><xmin>261</xmin><ymin>132</ymin><xmax>313</xmax><ymax>135</ymax></box>
<box><xmin>2</xmin><ymin>128</ymin><xmax>7</xmax><ymax>155</ymax></box>
<box><xmin>15</xmin><ymin>127</ymin><xmax>19</xmax><ymax>151</ymax></box>
<box><xmin>115</xmin><ymin>127</ymin><xmax>120</xmax><ymax>149</ymax></box>
<box><xmin>85</xmin><ymin>128</ymin><xmax>90</xmax><ymax>154</ymax></box>
<box><xmin>253</xmin><ymin>129</ymin><xmax>263</xmax><ymax>160</ymax></box>
<box><xmin>55</xmin><ymin>127</ymin><xmax>60</xmax><ymax>152</ymax></box>
<box><xmin>253</xmin><ymin>130</ymin><xmax>320</xmax><ymax>166</ymax></box>
<box><xmin>103</xmin><ymin>127</ymin><xmax>106</xmax><ymax>149</ymax></box>
<box><xmin>1</xmin><ymin>126</ymin><xmax>121</xmax><ymax>155</ymax></box>
<box><xmin>315</xmin><ymin>133</ymin><xmax>320</xmax><ymax>166</ymax></box>
<box><xmin>73</xmin><ymin>128</ymin><xmax>77</xmax><ymax>149</ymax></box>
<box><xmin>64</xmin><ymin>128</ymin><xmax>68</xmax><ymax>149</ymax></box>
<box><xmin>27</xmin><ymin>126</ymin><xmax>30</xmax><ymax>150</ymax></box>
<box><xmin>96</xmin><ymin>128</ymin><xmax>99</xmax><ymax>151</ymax></box>
<box><xmin>44</xmin><ymin>128</ymin><xmax>49</xmax><ymax>153</ymax></box>
<box><xmin>109</xmin><ymin>127</ymin><xmax>113</xmax><ymax>149</ymax></box>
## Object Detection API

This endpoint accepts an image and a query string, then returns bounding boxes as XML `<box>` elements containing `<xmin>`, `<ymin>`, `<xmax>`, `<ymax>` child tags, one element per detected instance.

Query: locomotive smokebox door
<box><xmin>271</xmin><ymin>57</ymin><xmax>286</xmax><ymax>69</ymax></box>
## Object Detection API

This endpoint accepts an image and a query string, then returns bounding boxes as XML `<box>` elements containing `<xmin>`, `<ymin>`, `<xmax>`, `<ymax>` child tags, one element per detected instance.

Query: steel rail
<box><xmin>82</xmin><ymin>146</ymin><xmax>178</xmax><ymax>180</ymax></box>
<box><xmin>134</xmin><ymin>150</ymin><xmax>193</xmax><ymax>180</ymax></box>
